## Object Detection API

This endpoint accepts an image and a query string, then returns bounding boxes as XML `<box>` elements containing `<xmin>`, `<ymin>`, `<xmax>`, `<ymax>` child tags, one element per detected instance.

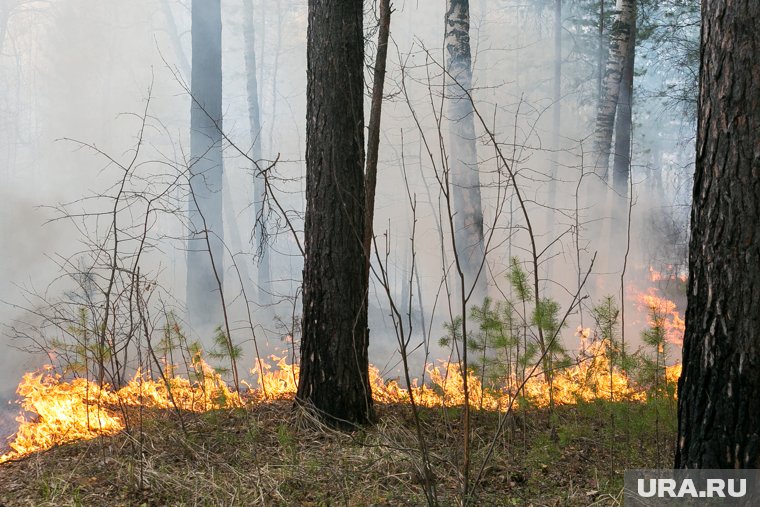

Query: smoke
<box><xmin>0</xmin><ymin>0</ymin><xmax>694</xmax><ymax>418</ymax></box>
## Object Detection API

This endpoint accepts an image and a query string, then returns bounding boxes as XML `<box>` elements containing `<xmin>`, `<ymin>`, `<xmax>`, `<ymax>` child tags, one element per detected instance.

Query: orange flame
<box><xmin>648</xmin><ymin>266</ymin><xmax>688</xmax><ymax>284</ymax></box>
<box><xmin>2</xmin><ymin>344</ymin><xmax>682</xmax><ymax>464</ymax></box>
<box><xmin>635</xmin><ymin>287</ymin><xmax>685</xmax><ymax>347</ymax></box>
<box><xmin>0</xmin><ymin>358</ymin><xmax>240</xmax><ymax>463</ymax></box>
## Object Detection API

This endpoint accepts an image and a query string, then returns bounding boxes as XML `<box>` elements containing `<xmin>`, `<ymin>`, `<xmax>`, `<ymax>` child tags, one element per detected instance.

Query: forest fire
<box><xmin>1</xmin><ymin>335</ymin><xmax>682</xmax><ymax>464</ymax></box>
<box><xmin>635</xmin><ymin>287</ymin><xmax>686</xmax><ymax>347</ymax></box>
<box><xmin>648</xmin><ymin>265</ymin><xmax>688</xmax><ymax>284</ymax></box>
<box><xmin>0</xmin><ymin>359</ymin><xmax>241</xmax><ymax>464</ymax></box>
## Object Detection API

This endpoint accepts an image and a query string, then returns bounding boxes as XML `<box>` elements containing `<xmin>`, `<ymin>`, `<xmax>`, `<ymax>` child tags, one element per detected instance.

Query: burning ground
<box><xmin>0</xmin><ymin>272</ymin><xmax>685</xmax><ymax>504</ymax></box>
<box><xmin>0</xmin><ymin>344</ymin><xmax>680</xmax><ymax>506</ymax></box>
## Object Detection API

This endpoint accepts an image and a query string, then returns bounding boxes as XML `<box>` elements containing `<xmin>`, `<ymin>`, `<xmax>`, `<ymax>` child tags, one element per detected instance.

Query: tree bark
<box><xmin>187</xmin><ymin>0</ymin><xmax>224</xmax><ymax>335</ymax></box>
<box><xmin>445</xmin><ymin>0</ymin><xmax>486</xmax><ymax>300</ymax></box>
<box><xmin>242</xmin><ymin>0</ymin><xmax>271</xmax><ymax>305</ymax></box>
<box><xmin>676</xmin><ymin>0</ymin><xmax>760</xmax><ymax>469</ymax></box>
<box><xmin>612</xmin><ymin>27</ymin><xmax>635</xmax><ymax>199</ymax></box>
<box><xmin>296</xmin><ymin>0</ymin><xmax>373</xmax><ymax>427</ymax></box>
<box><xmin>592</xmin><ymin>0</ymin><xmax>636</xmax><ymax>180</ymax></box>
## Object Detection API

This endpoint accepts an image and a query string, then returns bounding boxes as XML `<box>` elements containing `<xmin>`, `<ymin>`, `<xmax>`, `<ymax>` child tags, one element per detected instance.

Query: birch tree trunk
<box><xmin>187</xmin><ymin>0</ymin><xmax>224</xmax><ymax>335</ymax></box>
<box><xmin>612</xmin><ymin>27</ymin><xmax>635</xmax><ymax>199</ymax></box>
<box><xmin>609</xmin><ymin>13</ymin><xmax>636</xmax><ymax>252</ymax></box>
<box><xmin>592</xmin><ymin>0</ymin><xmax>636</xmax><ymax>180</ymax></box>
<box><xmin>676</xmin><ymin>0</ymin><xmax>760</xmax><ymax>469</ymax></box>
<box><xmin>445</xmin><ymin>0</ymin><xmax>486</xmax><ymax>300</ymax></box>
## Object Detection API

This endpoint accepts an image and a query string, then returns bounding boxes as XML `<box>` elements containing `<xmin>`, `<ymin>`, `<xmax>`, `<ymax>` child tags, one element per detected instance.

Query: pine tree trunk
<box><xmin>187</xmin><ymin>0</ymin><xmax>224</xmax><ymax>335</ymax></box>
<box><xmin>592</xmin><ymin>0</ymin><xmax>635</xmax><ymax>180</ymax></box>
<box><xmin>242</xmin><ymin>0</ymin><xmax>271</xmax><ymax>305</ymax></box>
<box><xmin>676</xmin><ymin>0</ymin><xmax>760</xmax><ymax>469</ymax></box>
<box><xmin>296</xmin><ymin>0</ymin><xmax>373</xmax><ymax>427</ymax></box>
<box><xmin>445</xmin><ymin>0</ymin><xmax>486</xmax><ymax>299</ymax></box>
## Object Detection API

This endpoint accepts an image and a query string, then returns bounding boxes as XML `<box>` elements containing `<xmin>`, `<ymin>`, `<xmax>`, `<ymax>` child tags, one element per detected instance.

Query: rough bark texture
<box><xmin>296</xmin><ymin>0</ymin><xmax>373</xmax><ymax>427</ymax></box>
<box><xmin>676</xmin><ymin>0</ymin><xmax>760</xmax><ymax>469</ymax></box>
<box><xmin>242</xmin><ymin>0</ymin><xmax>271</xmax><ymax>305</ymax></box>
<box><xmin>187</xmin><ymin>0</ymin><xmax>224</xmax><ymax>334</ymax></box>
<box><xmin>592</xmin><ymin>0</ymin><xmax>636</xmax><ymax>180</ymax></box>
<box><xmin>445</xmin><ymin>0</ymin><xmax>486</xmax><ymax>299</ymax></box>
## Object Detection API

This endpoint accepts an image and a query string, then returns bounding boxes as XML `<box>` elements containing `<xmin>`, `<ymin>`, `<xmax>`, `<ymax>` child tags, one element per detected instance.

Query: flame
<box><xmin>665</xmin><ymin>363</ymin><xmax>682</xmax><ymax>386</ymax></box>
<box><xmin>648</xmin><ymin>266</ymin><xmax>688</xmax><ymax>284</ymax></box>
<box><xmin>0</xmin><ymin>358</ymin><xmax>240</xmax><ymax>464</ymax></box>
<box><xmin>2</xmin><ymin>344</ymin><xmax>682</xmax><ymax>464</ymax></box>
<box><xmin>635</xmin><ymin>287</ymin><xmax>686</xmax><ymax>347</ymax></box>
<box><xmin>251</xmin><ymin>344</ymin><xmax>662</xmax><ymax>411</ymax></box>
<box><xmin>523</xmin><ymin>341</ymin><xmax>645</xmax><ymax>407</ymax></box>
<box><xmin>252</xmin><ymin>354</ymin><xmax>299</xmax><ymax>400</ymax></box>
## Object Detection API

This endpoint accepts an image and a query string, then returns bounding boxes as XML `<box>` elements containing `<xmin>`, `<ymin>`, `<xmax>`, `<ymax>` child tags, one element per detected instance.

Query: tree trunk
<box><xmin>445</xmin><ymin>0</ymin><xmax>486</xmax><ymax>300</ymax></box>
<box><xmin>296</xmin><ymin>0</ymin><xmax>373</xmax><ymax>427</ymax></box>
<box><xmin>609</xmin><ymin>13</ymin><xmax>635</xmax><ymax>257</ymax></box>
<box><xmin>545</xmin><ymin>0</ymin><xmax>562</xmax><ymax>283</ymax></box>
<box><xmin>363</xmin><ymin>0</ymin><xmax>391</xmax><ymax>268</ymax></box>
<box><xmin>187</xmin><ymin>0</ymin><xmax>224</xmax><ymax>335</ymax></box>
<box><xmin>612</xmin><ymin>27</ymin><xmax>635</xmax><ymax>199</ymax></box>
<box><xmin>676</xmin><ymin>0</ymin><xmax>760</xmax><ymax>469</ymax></box>
<box><xmin>159</xmin><ymin>0</ymin><xmax>190</xmax><ymax>77</ymax></box>
<box><xmin>242</xmin><ymin>0</ymin><xmax>271</xmax><ymax>305</ymax></box>
<box><xmin>592</xmin><ymin>0</ymin><xmax>635</xmax><ymax>180</ymax></box>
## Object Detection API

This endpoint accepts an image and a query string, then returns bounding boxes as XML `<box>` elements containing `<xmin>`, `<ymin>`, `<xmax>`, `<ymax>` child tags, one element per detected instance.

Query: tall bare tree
<box><xmin>445</xmin><ymin>0</ymin><xmax>486</xmax><ymax>299</ymax></box>
<box><xmin>676</xmin><ymin>0</ymin><xmax>760</xmax><ymax>469</ymax></box>
<box><xmin>296</xmin><ymin>0</ymin><xmax>373</xmax><ymax>427</ymax></box>
<box><xmin>242</xmin><ymin>0</ymin><xmax>271</xmax><ymax>304</ymax></box>
<box><xmin>186</xmin><ymin>0</ymin><xmax>224</xmax><ymax>334</ymax></box>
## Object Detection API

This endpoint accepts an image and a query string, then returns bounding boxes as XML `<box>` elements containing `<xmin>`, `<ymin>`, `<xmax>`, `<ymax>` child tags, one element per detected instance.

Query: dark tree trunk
<box><xmin>187</xmin><ymin>0</ymin><xmax>224</xmax><ymax>335</ymax></box>
<box><xmin>445</xmin><ymin>0</ymin><xmax>486</xmax><ymax>300</ymax></box>
<box><xmin>363</xmin><ymin>0</ymin><xmax>391</xmax><ymax>264</ymax></box>
<box><xmin>676</xmin><ymin>0</ymin><xmax>760</xmax><ymax>469</ymax></box>
<box><xmin>296</xmin><ymin>0</ymin><xmax>373</xmax><ymax>427</ymax></box>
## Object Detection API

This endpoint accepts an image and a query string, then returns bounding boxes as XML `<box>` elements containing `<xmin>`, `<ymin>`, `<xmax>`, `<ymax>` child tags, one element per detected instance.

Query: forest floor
<box><xmin>0</xmin><ymin>398</ymin><xmax>676</xmax><ymax>506</ymax></box>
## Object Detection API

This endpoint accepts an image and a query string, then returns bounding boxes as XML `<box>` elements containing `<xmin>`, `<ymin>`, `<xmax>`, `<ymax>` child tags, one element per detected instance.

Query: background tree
<box><xmin>445</xmin><ymin>0</ymin><xmax>486</xmax><ymax>299</ymax></box>
<box><xmin>611</xmin><ymin>14</ymin><xmax>635</xmax><ymax>199</ymax></box>
<box><xmin>676</xmin><ymin>0</ymin><xmax>760</xmax><ymax>469</ymax></box>
<box><xmin>242</xmin><ymin>0</ymin><xmax>271</xmax><ymax>305</ymax></box>
<box><xmin>295</xmin><ymin>0</ymin><xmax>373</xmax><ymax>427</ymax></box>
<box><xmin>592</xmin><ymin>0</ymin><xmax>636</xmax><ymax>179</ymax></box>
<box><xmin>186</xmin><ymin>0</ymin><xmax>225</xmax><ymax>334</ymax></box>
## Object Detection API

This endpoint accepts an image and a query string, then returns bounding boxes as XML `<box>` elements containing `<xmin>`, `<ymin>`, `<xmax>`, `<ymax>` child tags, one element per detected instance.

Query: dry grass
<box><xmin>0</xmin><ymin>397</ymin><xmax>676</xmax><ymax>506</ymax></box>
